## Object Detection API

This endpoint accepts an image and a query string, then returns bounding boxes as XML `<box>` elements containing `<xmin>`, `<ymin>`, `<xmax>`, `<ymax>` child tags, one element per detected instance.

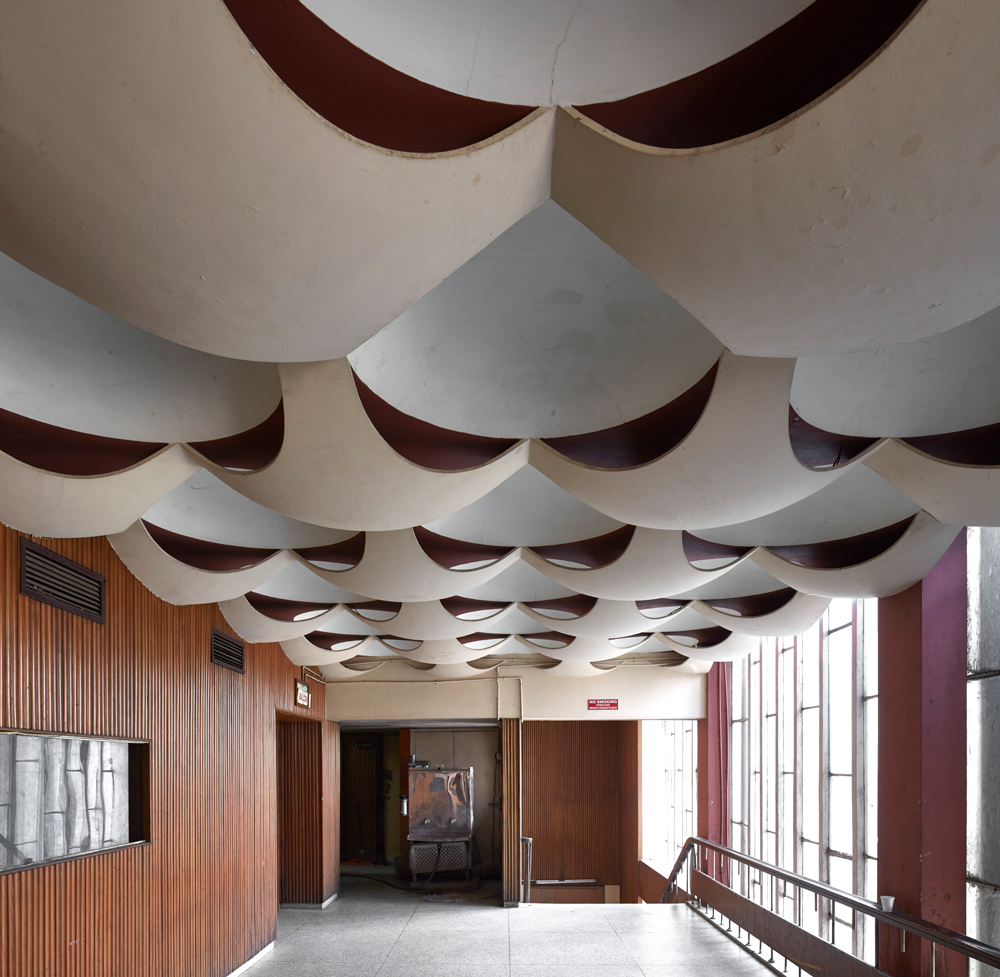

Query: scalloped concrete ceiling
<box><xmin>350</xmin><ymin>200</ymin><xmax>723</xmax><ymax>438</ymax></box>
<box><xmin>0</xmin><ymin>0</ymin><xmax>997</xmax><ymax>671</ymax></box>
<box><xmin>302</xmin><ymin>0</ymin><xmax>814</xmax><ymax>106</ymax></box>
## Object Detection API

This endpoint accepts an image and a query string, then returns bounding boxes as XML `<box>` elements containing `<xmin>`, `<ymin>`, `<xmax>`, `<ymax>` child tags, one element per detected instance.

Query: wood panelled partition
<box><xmin>521</xmin><ymin>721</ymin><xmax>641</xmax><ymax>904</ymax></box>
<box><xmin>0</xmin><ymin>526</ymin><xmax>336</xmax><ymax>977</ymax></box>
<box><xmin>500</xmin><ymin>718</ymin><xmax>521</xmax><ymax>906</ymax></box>
<box><xmin>398</xmin><ymin>728</ymin><xmax>410</xmax><ymax>877</ymax></box>
<box><xmin>276</xmin><ymin>717</ymin><xmax>340</xmax><ymax>906</ymax></box>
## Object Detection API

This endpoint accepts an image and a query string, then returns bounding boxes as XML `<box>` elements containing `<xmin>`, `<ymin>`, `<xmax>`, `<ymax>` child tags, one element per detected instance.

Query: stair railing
<box><xmin>663</xmin><ymin>837</ymin><xmax>1000</xmax><ymax>976</ymax></box>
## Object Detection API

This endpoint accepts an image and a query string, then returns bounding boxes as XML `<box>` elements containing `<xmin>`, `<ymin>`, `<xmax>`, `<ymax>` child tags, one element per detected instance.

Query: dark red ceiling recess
<box><xmin>636</xmin><ymin>598</ymin><xmax>689</xmax><ymax>612</ymax></box>
<box><xmin>662</xmin><ymin>627</ymin><xmax>731</xmax><ymax>647</ymax></box>
<box><xmin>789</xmin><ymin>408</ymin><xmax>878</xmax><ymax>469</ymax></box>
<box><xmin>682</xmin><ymin>532</ymin><xmax>752</xmax><ymax>565</ymax></box>
<box><xmin>701</xmin><ymin>588</ymin><xmax>796</xmax><ymax>617</ymax></box>
<box><xmin>297</xmin><ymin>533</ymin><xmax>366</xmax><ymax>568</ymax></box>
<box><xmin>0</xmin><ymin>406</ymin><xmax>164</xmax><ymax>475</ymax></box>
<box><xmin>543</xmin><ymin>363</ymin><xmax>717</xmax><ymax>468</ymax></box>
<box><xmin>413</xmin><ymin>527</ymin><xmax>513</xmax><ymax>569</ymax></box>
<box><xmin>440</xmin><ymin>596</ymin><xmax>512</xmax><ymax>617</ymax></box>
<box><xmin>306</xmin><ymin>632</ymin><xmax>370</xmax><ymax>650</ymax></box>
<box><xmin>190</xmin><ymin>401</ymin><xmax>284</xmax><ymax>472</ymax></box>
<box><xmin>524</xmin><ymin>594</ymin><xmax>599</xmax><ymax>618</ymax></box>
<box><xmin>768</xmin><ymin>516</ymin><xmax>914</xmax><ymax>569</ymax></box>
<box><xmin>143</xmin><ymin>521</ymin><xmax>277</xmax><ymax>571</ymax></box>
<box><xmin>347</xmin><ymin>600</ymin><xmax>401</xmax><ymax>616</ymax></box>
<box><xmin>245</xmin><ymin>592</ymin><xmax>335</xmax><ymax>620</ymax></box>
<box><xmin>577</xmin><ymin>0</ymin><xmax>921</xmax><ymax>149</ymax></box>
<box><xmin>354</xmin><ymin>373</ymin><xmax>519</xmax><ymax>471</ymax></box>
<box><xmin>531</xmin><ymin>525</ymin><xmax>636</xmax><ymax>569</ymax></box>
<box><xmin>520</xmin><ymin>631</ymin><xmax>573</xmax><ymax>647</ymax></box>
<box><xmin>222</xmin><ymin>0</ymin><xmax>534</xmax><ymax>153</ymax></box>
<box><xmin>904</xmin><ymin>421</ymin><xmax>1000</xmax><ymax>466</ymax></box>
<box><xmin>456</xmin><ymin>632</ymin><xmax>510</xmax><ymax>646</ymax></box>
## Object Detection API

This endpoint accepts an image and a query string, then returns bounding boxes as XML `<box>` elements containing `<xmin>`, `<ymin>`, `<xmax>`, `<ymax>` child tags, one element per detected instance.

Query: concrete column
<box><xmin>878</xmin><ymin>533</ymin><xmax>967</xmax><ymax>977</ymax></box>
<box><xmin>698</xmin><ymin>662</ymin><xmax>731</xmax><ymax>882</ymax></box>
<box><xmin>967</xmin><ymin>528</ymin><xmax>1000</xmax><ymax>965</ymax></box>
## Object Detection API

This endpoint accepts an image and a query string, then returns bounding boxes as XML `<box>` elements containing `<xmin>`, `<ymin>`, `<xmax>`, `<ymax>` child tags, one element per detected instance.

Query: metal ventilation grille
<box><xmin>19</xmin><ymin>539</ymin><xmax>105</xmax><ymax>623</ymax></box>
<box><xmin>211</xmin><ymin>629</ymin><xmax>245</xmax><ymax>673</ymax></box>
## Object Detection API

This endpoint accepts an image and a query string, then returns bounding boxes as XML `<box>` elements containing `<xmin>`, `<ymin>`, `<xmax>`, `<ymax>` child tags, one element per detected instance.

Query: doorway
<box><xmin>339</xmin><ymin>730</ymin><xmax>383</xmax><ymax>864</ymax></box>
<box><xmin>275</xmin><ymin>713</ymin><xmax>339</xmax><ymax>906</ymax></box>
<box><xmin>338</xmin><ymin>724</ymin><xmax>501</xmax><ymax>881</ymax></box>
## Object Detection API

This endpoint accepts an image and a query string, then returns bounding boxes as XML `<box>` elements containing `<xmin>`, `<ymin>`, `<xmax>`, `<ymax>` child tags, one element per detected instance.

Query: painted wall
<box><xmin>323</xmin><ymin>663</ymin><xmax>707</xmax><ymax>723</ymax></box>
<box><xmin>0</xmin><ymin>525</ymin><xmax>332</xmax><ymax>977</ymax></box>
<box><xmin>409</xmin><ymin>729</ymin><xmax>502</xmax><ymax>878</ymax></box>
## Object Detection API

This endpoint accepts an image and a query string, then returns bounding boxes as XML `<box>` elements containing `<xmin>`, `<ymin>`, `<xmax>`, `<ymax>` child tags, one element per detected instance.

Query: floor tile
<box><xmin>509</xmin><ymin>933</ymin><xmax>634</xmax><ymax>967</ymax></box>
<box><xmin>243</xmin><ymin>877</ymin><xmax>774</xmax><ymax>977</ymax></box>
<box><xmin>511</xmin><ymin>967</ymin><xmax>644</xmax><ymax>977</ymax></box>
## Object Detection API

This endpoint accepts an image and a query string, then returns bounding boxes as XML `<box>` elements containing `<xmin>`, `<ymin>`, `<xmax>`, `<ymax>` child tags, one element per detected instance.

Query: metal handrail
<box><xmin>665</xmin><ymin>836</ymin><xmax>1000</xmax><ymax>970</ymax></box>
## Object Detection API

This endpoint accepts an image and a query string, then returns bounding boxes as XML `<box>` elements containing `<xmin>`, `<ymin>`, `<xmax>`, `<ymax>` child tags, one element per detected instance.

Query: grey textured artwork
<box><xmin>0</xmin><ymin>734</ymin><xmax>129</xmax><ymax>871</ymax></box>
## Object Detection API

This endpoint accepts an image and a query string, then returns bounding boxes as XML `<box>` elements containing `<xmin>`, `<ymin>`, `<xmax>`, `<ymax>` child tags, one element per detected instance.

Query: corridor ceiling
<box><xmin>1</xmin><ymin>0</ymin><xmax>996</xmax><ymax>671</ymax></box>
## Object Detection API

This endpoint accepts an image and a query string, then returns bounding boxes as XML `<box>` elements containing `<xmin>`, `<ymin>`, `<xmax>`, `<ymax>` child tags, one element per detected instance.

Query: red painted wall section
<box><xmin>878</xmin><ymin>532</ymin><xmax>967</xmax><ymax>977</ymax></box>
<box><xmin>698</xmin><ymin>662</ymin><xmax>731</xmax><ymax>883</ymax></box>
<box><xmin>919</xmin><ymin>533</ymin><xmax>968</xmax><ymax>974</ymax></box>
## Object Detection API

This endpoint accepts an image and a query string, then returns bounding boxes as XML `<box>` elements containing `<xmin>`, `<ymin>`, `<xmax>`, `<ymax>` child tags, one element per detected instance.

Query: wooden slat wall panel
<box><xmin>619</xmin><ymin>721</ymin><xmax>641</xmax><ymax>904</ymax></box>
<box><xmin>0</xmin><ymin>526</ymin><xmax>328</xmax><ymax>977</ymax></box>
<box><xmin>398</xmin><ymin>729</ymin><xmax>410</xmax><ymax>877</ymax></box>
<box><xmin>500</xmin><ymin>718</ymin><xmax>520</xmax><ymax>906</ymax></box>
<box><xmin>521</xmin><ymin>721</ymin><xmax>642</xmax><ymax>902</ymax></box>
<box><xmin>277</xmin><ymin>721</ymin><xmax>322</xmax><ymax>904</ymax></box>
<box><xmin>522</xmin><ymin>721</ymin><xmax>623</xmax><ymax>887</ymax></box>
<box><xmin>322</xmin><ymin>721</ymin><xmax>340</xmax><ymax>902</ymax></box>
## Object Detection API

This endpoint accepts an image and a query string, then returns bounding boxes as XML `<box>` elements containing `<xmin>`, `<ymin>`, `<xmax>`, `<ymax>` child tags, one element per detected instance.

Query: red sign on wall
<box><xmin>588</xmin><ymin>699</ymin><xmax>618</xmax><ymax>711</ymax></box>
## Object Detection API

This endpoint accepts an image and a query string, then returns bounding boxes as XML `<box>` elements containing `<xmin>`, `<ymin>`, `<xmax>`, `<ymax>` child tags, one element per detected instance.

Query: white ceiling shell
<box><xmin>303</xmin><ymin>0</ymin><xmax>813</xmax><ymax>106</ymax></box>
<box><xmin>0</xmin><ymin>0</ymin><xmax>995</xmax><ymax>669</ymax></box>
<box><xmin>0</xmin><ymin>252</ymin><xmax>279</xmax><ymax>441</ymax></box>
<box><xmin>350</xmin><ymin>201</ymin><xmax>723</xmax><ymax>439</ymax></box>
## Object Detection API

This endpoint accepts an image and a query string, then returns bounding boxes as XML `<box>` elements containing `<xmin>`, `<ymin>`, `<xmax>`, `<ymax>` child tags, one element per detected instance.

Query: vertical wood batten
<box><xmin>520</xmin><ymin>721</ymin><xmax>642</xmax><ymax>904</ymax></box>
<box><xmin>0</xmin><ymin>525</ymin><xmax>328</xmax><ymax>977</ymax></box>
<box><xmin>501</xmin><ymin>718</ymin><xmax>520</xmax><ymax>906</ymax></box>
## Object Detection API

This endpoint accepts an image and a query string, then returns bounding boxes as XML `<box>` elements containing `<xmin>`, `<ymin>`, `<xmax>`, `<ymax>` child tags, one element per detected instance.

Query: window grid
<box><xmin>641</xmin><ymin>720</ymin><xmax>698</xmax><ymax>875</ymax></box>
<box><xmin>730</xmin><ymin>599</ymin><xmax>878</xmax><ymax>965</ymax></box>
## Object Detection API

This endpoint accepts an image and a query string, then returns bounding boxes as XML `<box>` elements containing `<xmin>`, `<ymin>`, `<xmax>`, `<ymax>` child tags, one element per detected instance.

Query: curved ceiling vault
<box><xmin>1</xmin><ymin>0</ymin><xmax>996</xmax><ymax>671</ymax></box>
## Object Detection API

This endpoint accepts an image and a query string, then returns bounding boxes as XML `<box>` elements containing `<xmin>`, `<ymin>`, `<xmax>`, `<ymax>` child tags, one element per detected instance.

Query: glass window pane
<box><xmin>801</xmin><ymin>840</ymin><xmax>821</xmax><ymax>915</ymax></box>
<box><xmin>802</xmin><ymin>707</ymin><xmax>819</xmax><ymax>840</ymax></box>
<box><xmin>764</xmin><ymin>640</ymin><xmax>777</xmax><ymax>715</ymax></box>
<box><xmin>827</xmin><ymin>626</ymin><xmax>854</xmax><ymax>775</ymax></box>
<box><xmin>828</xmin><ymin>597</ymin><xmax>854</xmax><ymax>632</ymax></box>
<box><xmin>828</xmin><ymin>855</ymin><xmax>855</xmax><ymax>919</ymax></box>
<box><xmin>863</xmin><ymin>598</ymin><xmax>878</xmax><ymax>698</ymax></box>
<box><xmin>829</xmin><ymin>775</ymin><xmax>854</xmax><ymax>855</ymax></box>
<box><xmin>731</xmin><ymin>657</ymin><xmax>745</xmax><ymax>721</ymax></box>
<box><xmin>731</xmin><ymin>721</ymin><xmax>742</xmax><ymax>824</ymax></box>
<box><xmin>764</xmin><ymin>714</ymin><xmax>776</xmax><ymax>832</ymax></box>
<box><xmin>781</xmin><ymin>773</ymin><xmax>794</xmax><ymax>869</ymax></box>
<box><xmin>801</xmin><ymin>623</ymin><xmax>820</xmax><ymax>707</ymax></box>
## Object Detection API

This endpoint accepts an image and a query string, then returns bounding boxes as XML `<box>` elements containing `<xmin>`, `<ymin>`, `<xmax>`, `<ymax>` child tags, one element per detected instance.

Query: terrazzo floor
<box><xmin>239</xmin><ymin>875</ymin><xmax>775</xmax><ymax>977</ymax></box>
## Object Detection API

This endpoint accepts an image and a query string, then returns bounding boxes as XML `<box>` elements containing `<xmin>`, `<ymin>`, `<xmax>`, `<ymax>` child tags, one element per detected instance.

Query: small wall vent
<box><xmin>211</xmin><ymin>628</ymin><xmax>245</xmax><ymax>674</ymax></box>
<box><xmin>19</xmin><ymin>538</ymin><xmax>105</xmax><ymax>623</ymax></box>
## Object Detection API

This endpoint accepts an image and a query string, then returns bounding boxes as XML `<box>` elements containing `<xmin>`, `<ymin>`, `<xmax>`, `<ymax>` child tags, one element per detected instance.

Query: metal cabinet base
<box><xmin>409</xmin><ymin>841</ymin><xmax>471</xmax><ymax>876</ymax></box>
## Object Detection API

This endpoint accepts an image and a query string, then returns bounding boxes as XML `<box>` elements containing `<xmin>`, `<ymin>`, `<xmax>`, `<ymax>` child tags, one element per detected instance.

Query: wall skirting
<box><xmin>227</xmin><ymin>942</ymin><xmax>274</xmax><ymax>977</ymax></box>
